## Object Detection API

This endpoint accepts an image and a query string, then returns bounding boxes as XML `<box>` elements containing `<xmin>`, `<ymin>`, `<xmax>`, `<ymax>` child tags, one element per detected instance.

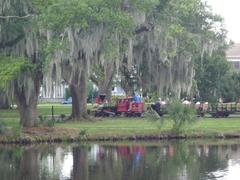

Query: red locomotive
<box><xmin>94</xmin><ymin>95</ymin><xmax>144</xmax><ymax>117</ymax></box>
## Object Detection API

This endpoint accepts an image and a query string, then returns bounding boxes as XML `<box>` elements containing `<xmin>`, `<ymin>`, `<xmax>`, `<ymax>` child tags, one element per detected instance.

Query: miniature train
<box><xmin>151</xmin><ymin>101</ymin><xmax>240</xmax><ymax>118</ymax></box>
<box><xmin>94</xmin><ymin>96</ymin><xmax>145</xmax><ymax>117</ymax></box>
<box><xmin>94</xmin><ymin>94</ymin><xmax>240</xmax><ymax>118</ymax></box>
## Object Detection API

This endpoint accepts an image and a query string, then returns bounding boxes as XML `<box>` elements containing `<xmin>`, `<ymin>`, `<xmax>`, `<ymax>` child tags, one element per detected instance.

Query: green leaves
<box><xmin>0</xmin><ymin>56</ymin><xmax>29</xmax><ymax>89</ymax></box>
<box><xmin>195</xmin><ymin>51</ymin><xmax>230</xmax><ymax>102</ymax></box>
<box><xmin>168</xmin><ymin>100</ymin><xmax>196</xmax><ymax>133</ymax></box>
<box><xmin>36</xmin><ymin>0</ymin><xmax>133</xmax><ymax>34</ymax></box>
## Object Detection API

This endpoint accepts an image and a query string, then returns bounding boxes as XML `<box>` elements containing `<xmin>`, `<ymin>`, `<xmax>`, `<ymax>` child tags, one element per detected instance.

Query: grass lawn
<box><xmin>1</xmin><ymin>104</ymin><xmax>240</xmax><ymax>139</ymax></box>
<box><xmin>0</xmin><ymin>104</ymin><xmax>73</xmax><ymax>118</ymax></box>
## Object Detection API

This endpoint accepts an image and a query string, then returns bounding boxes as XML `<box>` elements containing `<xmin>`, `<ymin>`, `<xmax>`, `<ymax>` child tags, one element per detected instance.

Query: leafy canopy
<box><xmin>0</xmin><ymin>56</ymin><xmax>28</xmax><ymax>89</ymax></box>
<box><xmin>35</xmin><ymin>0</ymin><xmax>158</xmax><ymax>35</ymax></box>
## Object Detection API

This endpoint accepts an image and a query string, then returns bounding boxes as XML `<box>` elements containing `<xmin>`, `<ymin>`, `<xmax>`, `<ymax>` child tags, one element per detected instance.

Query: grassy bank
<box><xmin>1</xmin><ymin>105</ymin><xmax>240</xmax><ymax>143</ymax></box>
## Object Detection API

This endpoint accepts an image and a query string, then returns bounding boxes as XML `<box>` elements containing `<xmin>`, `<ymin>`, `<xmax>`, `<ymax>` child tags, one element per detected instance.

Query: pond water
<box><xmin>1</xmin><ymin>140</ymin><xmax>240</xmax><ymax>180</ymax></box>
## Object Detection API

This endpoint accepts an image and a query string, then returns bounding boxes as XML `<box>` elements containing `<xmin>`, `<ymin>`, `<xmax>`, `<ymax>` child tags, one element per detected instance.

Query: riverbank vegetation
<box><xmin>1</xmin><ymin>105</ymin><xmax>240</xmax><ymax>143</ymax></box>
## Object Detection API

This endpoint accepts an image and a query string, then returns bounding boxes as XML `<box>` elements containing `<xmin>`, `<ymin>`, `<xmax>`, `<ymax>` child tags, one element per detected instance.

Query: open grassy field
<box><xmin>1</xmin><ymin>104</ymin><xmax>240</xmax><ymax>139</ymax></box>
<box><xmin>0</xmin><ymin>104</ymin><xmax>73</xmax><ymax>118</ymax></box>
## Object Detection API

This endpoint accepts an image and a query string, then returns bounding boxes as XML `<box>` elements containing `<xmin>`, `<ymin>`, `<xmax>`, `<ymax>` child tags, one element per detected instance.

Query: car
<box><xmin>62</xmin><ymin>97</ymin><xmax>72</xmax><ymax>104</ymax></box>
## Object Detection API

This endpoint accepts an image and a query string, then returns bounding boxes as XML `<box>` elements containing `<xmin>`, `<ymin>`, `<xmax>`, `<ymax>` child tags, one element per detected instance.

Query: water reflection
<box><xmin>0</xmin><ymin>141</ymin><xmax>240</xmax><ymax>180</ymax></box>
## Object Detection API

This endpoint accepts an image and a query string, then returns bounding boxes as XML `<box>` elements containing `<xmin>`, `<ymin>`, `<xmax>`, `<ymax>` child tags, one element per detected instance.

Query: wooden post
<box><xmin>52</xmin><ymin>105</ymin><xmax>54</xmax><ymax>121</ymax></box>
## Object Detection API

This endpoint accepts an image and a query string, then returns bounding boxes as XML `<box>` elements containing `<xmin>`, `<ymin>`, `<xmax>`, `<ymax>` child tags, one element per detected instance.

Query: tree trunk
<box><xmin>92</xmin><ymin>62</ymin><xmax>115</xmax><ymax>101</ymax></box>
<box><xmin>19</xmin><ymin>147</ymin><xmax>39</xmax><ymax>180</ymax></box>
<box><xmin>99</xmin><ymin>85</ymin><xmax>112</xmax><ymax>101</ymax></box>
<box><xmin>14</xmin><ymin>76</ymin><xmax>40</xmax><ymax>128</ymax></box>
<box><xmin>0</xmin><ymin>92</ymin><xmax>10</xmax><ymax>109</ymax></box>
<box><xmin>70</xmin><ymin>70</ymin><xmax>88</xmax><ymax>121</ymax></box>
<box><xmin>79</xmin><ymin>69</ymin><xmax>88</xmax><ymax>118</ymax></box>
<box><xmin>17</xmin><ymin>102</ymin><xmax>38</xmax><ymax>127</ymax></box>
<box><xmin>70</xmin><ymin>84</ymin><xmax>81</xmax><ymax>120</ymax></box>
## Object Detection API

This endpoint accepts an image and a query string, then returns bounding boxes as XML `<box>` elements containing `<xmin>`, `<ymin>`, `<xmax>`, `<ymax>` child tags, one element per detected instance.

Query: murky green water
<box><xmin>1</xmin><ymin>140</ymin><xmax>240</xmax><ymax>180</ymax></box>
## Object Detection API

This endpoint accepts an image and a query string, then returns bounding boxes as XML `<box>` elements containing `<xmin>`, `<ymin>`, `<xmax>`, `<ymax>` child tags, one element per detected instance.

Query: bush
<box><xmin>111</xmin><ymin>95</ymin><xmax>126</xmax><ymax>104</ymax></box>
<box><xmin>168</xmin><ymin>100</ymin><xmax>196</xmax><ymax>133</ymax></box>
<box><xmin>145</xmin><ymin>106</ymin><xmax>164</xmax><ymax>129</ymax></box>
<box><xmin>38</xmin><ymin>115</ymin><xmax>55</xmax><ymax>127</ymax></box>
<box><xmin>39</xmin><ymin>115</ymin><xmax>47</xmax><ymax>124</ymax></box>
<box><xmin>78</xmin><ymin>129</ymin><xmax>88</xmax><ymax>140</ymax></box>
<box><xmin>47</xmin><ymin>120</ymin><xmax>55</xmax><ymax>128</ymax></box>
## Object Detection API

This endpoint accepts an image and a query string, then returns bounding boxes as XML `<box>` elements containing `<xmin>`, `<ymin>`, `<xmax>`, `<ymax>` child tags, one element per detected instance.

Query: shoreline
<box><xmin>1</xmin><ymin>128</ymin><xmax>240</xmax><ymax>145</ymax></box>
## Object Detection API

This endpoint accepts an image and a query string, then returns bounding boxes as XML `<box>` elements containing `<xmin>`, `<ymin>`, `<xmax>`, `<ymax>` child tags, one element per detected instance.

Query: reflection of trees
<box><xmin>0</xmin><ymin>143</ymin><xmax>238</xmax><ymax>180</ymax></box>
<box><xmin>0</xmin><ymin>145</ymin><xmax>72</xmax><ymax>180</ymax></box>
<box><xmin>85</xmin><ymin>143</ymin><xmax>230</xmax><ymax>180</ymax></box>
<box><xmin>72</xmin><ymin>146</ymin><xmax>89</xmax><ymax>180</ymax></box>
<box><xmin>18</xmin><ymin>147</ymin><xmax>39</xmax><ymax>180</ymax></box>
<box><xmin>193</xmin><ymin>145</ymin><xmax>228</xmax><ymax>180</ymax></box>
<box><xmin>0</xmin><ymin>146</ymin><xmax>23</xmax><ymax>180</ymax></box>
<box><xmin>86</xmin><ymin>145</ymin><xmax>146</xmax><ymax>180</ymax></box>
<box><xmin>38</xmin><ymin>146</ymin><xmax>68</xmax><ymax>180</ymax></box>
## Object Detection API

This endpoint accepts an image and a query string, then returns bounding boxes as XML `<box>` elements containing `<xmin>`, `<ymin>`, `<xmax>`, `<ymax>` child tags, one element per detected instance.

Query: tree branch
<box><xmin>0</xmin><ymin>14</ymin><xmax>34</xmax><ymax>19</ymax></box>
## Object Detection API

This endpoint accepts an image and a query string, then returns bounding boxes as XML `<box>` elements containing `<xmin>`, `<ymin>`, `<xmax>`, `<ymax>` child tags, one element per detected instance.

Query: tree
<box><xmin>36</xmin><ymin>0</ymin><xmax>154</xmax><ymax>120</ymax></box>
<box><xmin>0</xmin><ymin>91</ymin><xmax>10</xmax><ymax>109</ymax></box>
<box><xmin>0</xmin><ymin>0</ymin><xmax>44</xmax><ymax>127</ymax></box>
<box><xmin>116</xmin><ymin>0</ymin><xmax>226</xmax><ymax>99</ymax></box>
<box><xmin>195</xmin><ymin>50</ymin><xmax>230</xmax><ymax>102</ymax></box>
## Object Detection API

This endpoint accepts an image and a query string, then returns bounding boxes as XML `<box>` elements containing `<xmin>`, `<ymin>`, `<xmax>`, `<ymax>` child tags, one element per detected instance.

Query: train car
<box><xmin>151</xmin><ymin>100</ymin><xmax>240</xmax><ymax>118</ymax></box>
<box><xmin>151</xmin><ymin>101</ymin><xmax>208</xmax><ymax>117</ymax></box>
<box><xmin>207</xmin><ymin>103</ymin><xmax>239</xmax><ymax>118</ymax></box>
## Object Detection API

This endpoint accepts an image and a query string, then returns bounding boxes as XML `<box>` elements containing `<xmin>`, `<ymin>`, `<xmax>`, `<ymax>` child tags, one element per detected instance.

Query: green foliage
<box><xmin>0</xmin><ymin>56</ymin><xmax>28</xmax><ymax>89</ymax></box>
<box><xmin>39</xmin><ymin>115</ymin><xmax>47</xmax><ymax>124</ymax></box>
<box><xmin>110</xmin><ymin>95</ymin><xmax>126</xmax><ymax>104</ymax></box>
<box><xmin>43</xmin><ymin>38</ymin><xmax>69</xmax><ymax>71</ymax></box>
<box><xmin>168</xmin><ymin>100</ymin><xmax>196</xmax><ymax>133</ymax></box>
<box><xmin>13</xmin><ymin>126</ymin><xmax>22</xmax><ymax>138</ymax></box>
<box><xmin>38</xmin><ymin>115</ymin><xmax>55</xmax><ymax>127</ymax></box>
<box><xmin>219</xmin><ymin>72</ymin><xmax>240</xmax><ymax>102</ymax></box>
<box><xmin>35</xmin><ymin>0</ymin><xmax>134</xmax><ymax>35</ymax></box>
<box><xmin>78</xmin><ymin>129</ymin><xmax>88</xmax><ymax>140</ymax></box>
<box><xmin>195</xmin><ymin>51</ymin><xmax>231</xmax><ymax>102</ymax></box>
<box><xmin>47</xmin><ymin>119</ymin><xmax>55</xmax><ymax>128</ymax></box>
<box><xmin>87</xmin><ymin>81</ymin><xmax>98</xmax><ymax>103</ymax></box>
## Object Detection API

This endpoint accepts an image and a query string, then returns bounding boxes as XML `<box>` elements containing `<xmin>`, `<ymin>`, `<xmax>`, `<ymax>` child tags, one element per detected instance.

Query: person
<box><xmin>182</xmin><ymin>98</ymin><xmax>191</xmax><ymax>105</ymax></box>
<box><xmin>219</xmin><ymin>97</ymin><xmax>223</xmax><ymax>103</ymax></box>
<box><xmin>132</xmin><ymin>92</ymin><xmax>138</xmax><ymax>102</ymax></box>
<box><xmin>160</xmin><ymin>98</ymin><xmax>166</xmax><ymax>107</ymax></box>
<box><xmin>129</xmin><ymin>92</ymin><xmax>141</xmax><ymax>111</ymax></box>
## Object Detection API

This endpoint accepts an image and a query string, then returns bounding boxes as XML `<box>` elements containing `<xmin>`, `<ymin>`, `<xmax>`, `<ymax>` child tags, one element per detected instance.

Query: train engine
<box><xmin>94</xmin><ymin>95</ymin><xmax>144</xmax><ymax>117</ymax></box>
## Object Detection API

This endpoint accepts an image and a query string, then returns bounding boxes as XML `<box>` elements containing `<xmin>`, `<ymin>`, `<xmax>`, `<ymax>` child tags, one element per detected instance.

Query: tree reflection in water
<box><xmin>0</xmin><ymin>142</ymin><xmax>239</xmax><ymax>180</ymax></box>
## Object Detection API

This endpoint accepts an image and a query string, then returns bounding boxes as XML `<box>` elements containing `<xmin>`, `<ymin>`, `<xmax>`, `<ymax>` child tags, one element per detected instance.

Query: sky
<box><xmin>206</xmin><ymin>0</ymin><xmax>240</xmax><ymax>43</ymax></box>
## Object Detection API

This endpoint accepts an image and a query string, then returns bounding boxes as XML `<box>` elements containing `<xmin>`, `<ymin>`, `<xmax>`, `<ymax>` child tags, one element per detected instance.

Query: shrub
<box><xmin>39</xmin><ymin>115</ymin><xmax>55</xmax><ymax>127</ymax></box>
<box><xmin>168</xmin><ymin>100</ymin><xmax>196</xmax><ymax>133</ymax></box>
<box><xmin>145</xmin><ymin>106</ymin><xmax>164</xmax><ymax>129</ymax></box>
<box><xmin>47</xmin><ymin>120</ymin><xmax>55</xmax><ymax>128</ymax></box>
<box><xmin>39</xmin><ymin>115</ymin><xmax>47</xmax><ymax>124</ymax></box>
<box><xmin>78</xmin><ymin>129</ymin><xmax>88</xmax><ymax>140</ymax></box>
